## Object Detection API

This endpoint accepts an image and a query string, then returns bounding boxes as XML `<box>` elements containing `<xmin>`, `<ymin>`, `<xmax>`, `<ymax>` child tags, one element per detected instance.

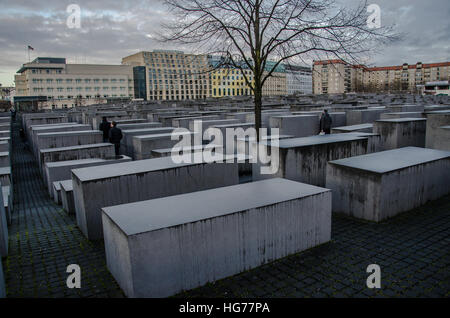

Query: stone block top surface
<box><xmin>260</xmin><ymin>133</ymin><xmax>367</xmax><ymax>148</ymax></box>
<box><xmin>37</xmin><ymin>130</ymin><xmax>101</xmax><ymax>137</ymax></box>
<box><xmin>102</xmin><ymin>178</ymin><xmax>330</xmax><ymax>236</ymax></box>
<box><xmin>122</xmin><ymin>127</ymin><xmax>174</xmax><ymax>134</ymax></box>
<box><xmin>40</xmin><ymin>143</ymin><xmax>112</xmax><ymax>154</ymax></box>
<box><xmin>440</xmin><ymin>125</ymin><xmax>450</xmax><ymax>130</ymax></box>
<box><xmin>329</xmin><ymin>147</ymin><xmax>450</xmax><ymax>174</ymax></box>
<box><xmin>333</xmin><ymin>124</ymin><xmax>373</xmax><ymax>131</ymax></box>
<box><xmin>375</xmin><ymin>118</ymin><xmax>427</xmax><ymax>123</ymax></box>
<box><xmin>72</xmin><ymin>156</ymin><xmax>200</xmax><ymax>182</ymax></box>
<box><xmin>133</xmin><ymin>131</ymin><xmax>194</xmax><ymax>141</ymax></box>
<box><xmin>60</xmin><ymin>180</ymin><xmax>73</xmax><ymax>192</ymax></box>
<box><xmin>0</xmin><ymin>167</ymin><xmax>11</xmax><ymax>175</ymax></box>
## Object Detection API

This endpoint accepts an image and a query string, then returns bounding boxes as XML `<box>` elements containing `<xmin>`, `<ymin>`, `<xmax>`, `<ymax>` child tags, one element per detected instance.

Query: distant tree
<box><xmin>161</xmin><ymin>0</ymin><xmax>397</xmax><ymax>139</ymax></box>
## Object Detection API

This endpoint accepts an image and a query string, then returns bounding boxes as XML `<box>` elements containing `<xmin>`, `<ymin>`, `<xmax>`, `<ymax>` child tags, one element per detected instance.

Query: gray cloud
<box><xmin>0</xmin><ymin>0</ymin><xmax>449</xmax><ymax>86</ymax></box>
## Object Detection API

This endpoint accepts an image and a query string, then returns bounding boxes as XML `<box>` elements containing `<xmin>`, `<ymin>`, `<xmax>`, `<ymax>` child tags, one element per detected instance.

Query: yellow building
<box><xmin>211</xmin><ymin>68</ymin><xmax>254</xmax><ymax>98</ymax></box>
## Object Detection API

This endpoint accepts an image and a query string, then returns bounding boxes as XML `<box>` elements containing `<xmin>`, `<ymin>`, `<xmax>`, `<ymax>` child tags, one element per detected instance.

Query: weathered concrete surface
<box><xmin>30</xmin><ymin>124</ymin><xmax>92</xmax><ymax>152</ymax></box>
<box><xmin>380</xmin><ymin>112</ymin><xmax>424</xmax><ymax>119</ymax></box>
<box><xmin>346</xmin><ymin>109</ymin><xmax>386</xmax><ymax>125</ymax></box>
<box><xmin>45</xmin><ymin>156</ymin><xmax>131</xmax><ymax>195</ymax></box>
<box><xmin>189</xmin><ymin>119</ymin><xmax>240</xmax><ymax>136</ymax></box>
<box><xmin>110</xmin><ymin>122</ymin><xmax>162</xmax><ymax>131</ymax></box>
<box><xmin>102</xmin><ymin>178</ymin><xmax>332</xmax><ymax>298</ymax></box>
<box><xmin>373</xmin><ymin>118</ymin><xmax>427</xmax><ymax>150</ymax></box>
<box><xmin>35</xmin><ymin>131</ymin><xmax>103</xmax><ymax>158</ymax></box>
<box><xmin>0</xmin><ymin>152</ymin><xmax>9</xmax><ymax>168</ymax></box>
<box><xmin>0</xmin><ymin>180</ymin><xmax>8</xmax><ymax>257</ymax></box>
<box><xmin>253</xmin><ymin>134</ymin><xmax>369</xmax><ymax>187</ymax></box>
<box><xmin>326</xmin><ymin>147</ymin><xmax>450</xmax><ymax>222</ymax></box>
<box><xmin>172</xmin><ymin>115</ymin><xmax>220</xmax><ymax>129</ymax></box>
<box><xmin>132</xmin><ymin>131</ymin><xmax>195</xmax><ymax>160</ymax></box>
<box><xmin>2</xmin><ymin>186</ymin><xmax>11</xmax><ymax>226</ymax></box>
<box><xmin>269</xmin><ymin>115</ymin><xmax>319</xmax><ymax>137</ymax></box>
<box><xmin>72</xmin><ymin>157</ymin><xmax>239</xmax><ymax>240</ymax></box>
<box><xmin>60</xmin><ymin>180</ymin><xmax>75</xmax><ymax>215</ymax></box>
<box><xmin>332</xmin><ymin>123</ymin><xmax>373</xmax><ymax>134</ymax></box>
<box><xmin>39</xmin><ymin>143</ymin><xmax>115</xmax><ymax>175</ymax></box>
<box><xmin>345</xmin><ymin>132</ymin><xmax>383</xmax><ymax>154</ymax></box>
<box><xmin>425</xmin><ymin>111</ymin><xmax>450</xmax><ymax>149</ymax></box>
<box><xmin>387</xmin><ymin>105</ymin><xmax>425</xmax><ymax>113</ymax></box>
<box><xmin>433</xmin><ymin>126</ymin><xmax>450</xmax><ymax>151</ymax></box>
<box><xmin>52</xmin><ymin>181</ymin><xmax>62</xmax><ymax>205</ymax></box>
<box><xmin>0</xmin><ymin>141</ymin><xmax>9</xmax><ymax>152</ymax></box>
<box><xmin>121</xmin><ymin>127</ymin><xmax>175</xmax><ymax>157</ymax></box>
<box><xmin>246</xmin><ymin>111</ymin><xmax>290</xmax><ymax>127</ymax></box>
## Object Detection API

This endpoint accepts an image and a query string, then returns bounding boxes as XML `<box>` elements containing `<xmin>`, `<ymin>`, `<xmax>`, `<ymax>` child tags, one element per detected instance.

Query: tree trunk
<box><xmin>254</xmin><ymin>87</ymin><xmax>262</xmax><ymax>141</ymax></box>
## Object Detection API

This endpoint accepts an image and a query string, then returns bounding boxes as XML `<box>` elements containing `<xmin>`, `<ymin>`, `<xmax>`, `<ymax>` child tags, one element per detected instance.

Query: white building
<box><xmin>285</xmin><ymin>65</ymin><xmax>312</xmax><ymax>95</ymax></box>
<box><xmin>15</xmin><ymin>57</ymin><xmax>134</xmax><ymax>110</ymax></box>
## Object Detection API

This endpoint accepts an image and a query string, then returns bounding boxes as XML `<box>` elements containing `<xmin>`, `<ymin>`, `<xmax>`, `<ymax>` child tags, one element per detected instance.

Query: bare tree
<box><xmin>161</xmin><ymin>0</ymin><xmax>397</xmax><ymax>139</ymax></box>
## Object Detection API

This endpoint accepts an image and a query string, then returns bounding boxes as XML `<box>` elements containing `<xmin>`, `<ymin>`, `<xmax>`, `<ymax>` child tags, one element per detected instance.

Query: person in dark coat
<box><xmin>99</xmin><ymin>117</ymin><xmax>111</xmax><ymax>142</ymax></box>
<box><xmin>10</xmin><ymin>108</ymin><xmax>16</xmax><ymax>121</ymax></box>
<box><xmin>319</xmin><ymin>109</ymin><xmax>332</xmax><ymax>135</ymax></box>
<box><xmin>109</xmin><ymin>121</ymin><xmax>123</xmax><ymax>157</ymax></box>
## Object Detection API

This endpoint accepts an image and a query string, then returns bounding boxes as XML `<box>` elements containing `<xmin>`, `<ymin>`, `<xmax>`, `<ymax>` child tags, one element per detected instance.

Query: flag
<box><xmin>28</xmin><ymin>45</ymin><xmax>34</xmax><ymax>51</ymax></box>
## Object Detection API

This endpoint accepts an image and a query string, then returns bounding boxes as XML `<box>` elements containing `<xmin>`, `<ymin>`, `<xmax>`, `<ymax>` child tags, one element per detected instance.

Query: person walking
<box><xmin>99</xmin><ymin>117</ymin><xmax>111</xmax><ymax>142</ymax></box>
<box><xmin>319</xmin><ymin>109</ymin><xmax>332</xmax><ymax>135</ymax></box>
<box><xmin>10</xmin><ymin>107</ymin><xmax>16</xmax><ymax>122</ymax></box>
<box><xmin>109</xmin><ymin>121</ymin><xmax>123</xmax><ymax>158</ymax></box>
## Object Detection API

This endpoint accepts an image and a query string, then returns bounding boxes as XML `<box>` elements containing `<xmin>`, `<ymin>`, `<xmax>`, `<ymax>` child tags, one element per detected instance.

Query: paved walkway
<box><xmin>4</xmin><ymin>119</ymin><xmax>450</xmax><ymax>298</ymax></box>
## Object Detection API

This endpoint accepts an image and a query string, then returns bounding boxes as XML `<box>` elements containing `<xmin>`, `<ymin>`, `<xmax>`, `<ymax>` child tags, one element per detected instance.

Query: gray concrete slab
<box><xmin>332</xmin><ymin>123</ymin><xmax>373</xmax><ymax>134</ymax></box>
<box><xmin>327</xmin><ymin>147</ymin><xmax>450</xmax><ymax>222</ymax></box>
<box><xmin>253</xmin><ymin>134</ymin><xmax>369</xmax><ymax>187</ymax></box>
<box><xmin>73</xmin><ymin>156</ymin><xmax>239</xmax><ymax>240</ymax></box>
<box><xmin>44</xmin><ymin>156</ymin><xmax>132</xmax><ymax>195</ymax></box>
<box><xmin>373</xmin><ymin>118</ymin><xmax>427</xmax><ymax>150</ymax></box>
<box><xmin>102</xmin><ymin>178</ymin><xmax>331</xmax><ymax>297</ymax></box>
<box><xmin>60</xmin><ymin>180</ymin><xmax>75</xmax><ymax>215</ymax></box>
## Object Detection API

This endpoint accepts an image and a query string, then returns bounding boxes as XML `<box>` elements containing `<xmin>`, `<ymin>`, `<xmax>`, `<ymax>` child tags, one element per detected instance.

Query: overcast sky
<box><xmin>0</xmin><ymin>0</ymin><xmax>449</xmax><ymax>86</ymax></box>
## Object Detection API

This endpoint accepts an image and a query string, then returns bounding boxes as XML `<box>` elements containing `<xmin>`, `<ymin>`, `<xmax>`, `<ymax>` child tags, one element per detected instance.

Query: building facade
<box><xmin>14</xmin><ymin>57</ymin><xmax>134</xmax><ymax>109</ymax></box>
<box><xmin>122</xmin><ymin>50</ymin><xmax>212</xmax><ymax>101</ymax></box>
<box><xmin>313</xmin><ymin>59</ymin><xmax>450</xmax><ymax>94</ymax></box>
<box><xmin>285</xmin><ymin>65</ymin><xmax>312</xmax><ymax>95</ymax></box>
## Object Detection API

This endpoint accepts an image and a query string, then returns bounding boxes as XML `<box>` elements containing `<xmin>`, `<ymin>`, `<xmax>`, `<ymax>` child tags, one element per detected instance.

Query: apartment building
<box><xmin>313</xmin><ymin>59</ymin><xmax>450</xmax><ymax>94</ymax></box>
<box><xmin>14</xmin><ymin>57</ymin><xmax>134</xmax><ymax>109</ymax></box>
<box><xmin>285</xmin><ymin>65</ymin><xmax>313</xmax><ymax>95</ymax></box>
<box><xmin>211</xmin><ymin>68</ymin><xmax>254</xmax><ymax>98</ymax></box>
<box><xmin>262</xmin><ymin>61</ymin><xmax>287</xmax><ymax>96</ymax></box>
<box><xmin>122</xmin><ymin>50</ymin><xmax>211</xmax><ymax>101</ymax></box>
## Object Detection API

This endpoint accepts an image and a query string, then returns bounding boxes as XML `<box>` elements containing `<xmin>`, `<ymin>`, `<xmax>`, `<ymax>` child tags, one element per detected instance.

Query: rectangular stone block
<box><xmin>331</xmin><ymin>124</ymin><xmax>373</xmax><ymax>134</ymax></box>
<box><xmin>253</xmin><ymin>134</ymin><xmax>369</xmax><ymax>187</ymax></box>
<box><xmin>0</xmin><ymin>152</ymin><xmax>9</xmax><ymax>168</ymax></box>
<box><xmin>73</xmin><ymin>157</ymin><xmax>239</xmax><ymax>240</ymax></box>
<box><xmin>39</xmin><ymin>143</ymin><xmax>115</xmax><ymax>175</ymax></box>
<box><xmin>60</xmin><ymin>180</ymin><xmax>75</xmax><ymax>215</ymax></box>
<box><xmin>172</xmin><ymin>116</ymin><xmax>220</xmax><ymax>129</ymax></box>
<box><xmin>433</xmin><ymin>126</ymin><xmax>450</xmax><ymax>151</ymax></box>
<box><xmin>326</xmin><ymin>147</ymin><xmax>450</xmax><ymax>222</ymax></box>
<box><xmin>380</xmin><ymin>112</ymin><xmax>424</xmax><ymax>119</ymax></box>
<box><xmin>189</xmin><ymin>119</ymin><xmax>240</xmax><ymax>136</ymax></box>
<box><xmin>132</xmin><ymin>131</ymin><xmax>195</xmax><ymax>160</ymax></box>
<box><xmin>53</xmin><ymin>181</ymin><xmax>62</xmax><ymax>205</ymax></box>
<box><xmin>35</xmin><ymin>131</ymin><xmax>103</xmax><ymax>157</ymax></box>
<box><xmin>45</xmin><ymin>156</ymin><xmax>131</xmax><ymax>195</ymax></box>
<box><xmin>346</xmin><ymin>109</ymin><xmax>386</xmax><ymax>125</ymax></box>
<box><xmin>0</xmin><ymin>141</ymin><xmax>9</xmax><ymax>152</ymax></box>
<box><xmin>269</xmin><ymin>115</ymin><xmax>319</xmax><ymax>137</ymax></box>
<box><xmin>373</xmin><ymin>118</ymin><xmax>427</xmax><ymax>150</ymax></box>
<box><xmin>425</xmin><ymin>111</ymin><xmax>450</xmax><ymax>149</ymax></box>
<box><xmin>0</xmin><ymin>181</ymin><xmax>8</xmax><ymax>257</ymax></box>
<box><xmin>102</xmin><ymin>178</ymin><xmax>331</xmax><ymax>298</ymax></box>
<box><xmin>3</xmin><ymin>186</ymin><xmax>11</xmax><ymax>226</ymax></box>
<box><xmin>121</xmin><ymin>127</ymin><xmax>175</xmax><ymax>157</ymax></box>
